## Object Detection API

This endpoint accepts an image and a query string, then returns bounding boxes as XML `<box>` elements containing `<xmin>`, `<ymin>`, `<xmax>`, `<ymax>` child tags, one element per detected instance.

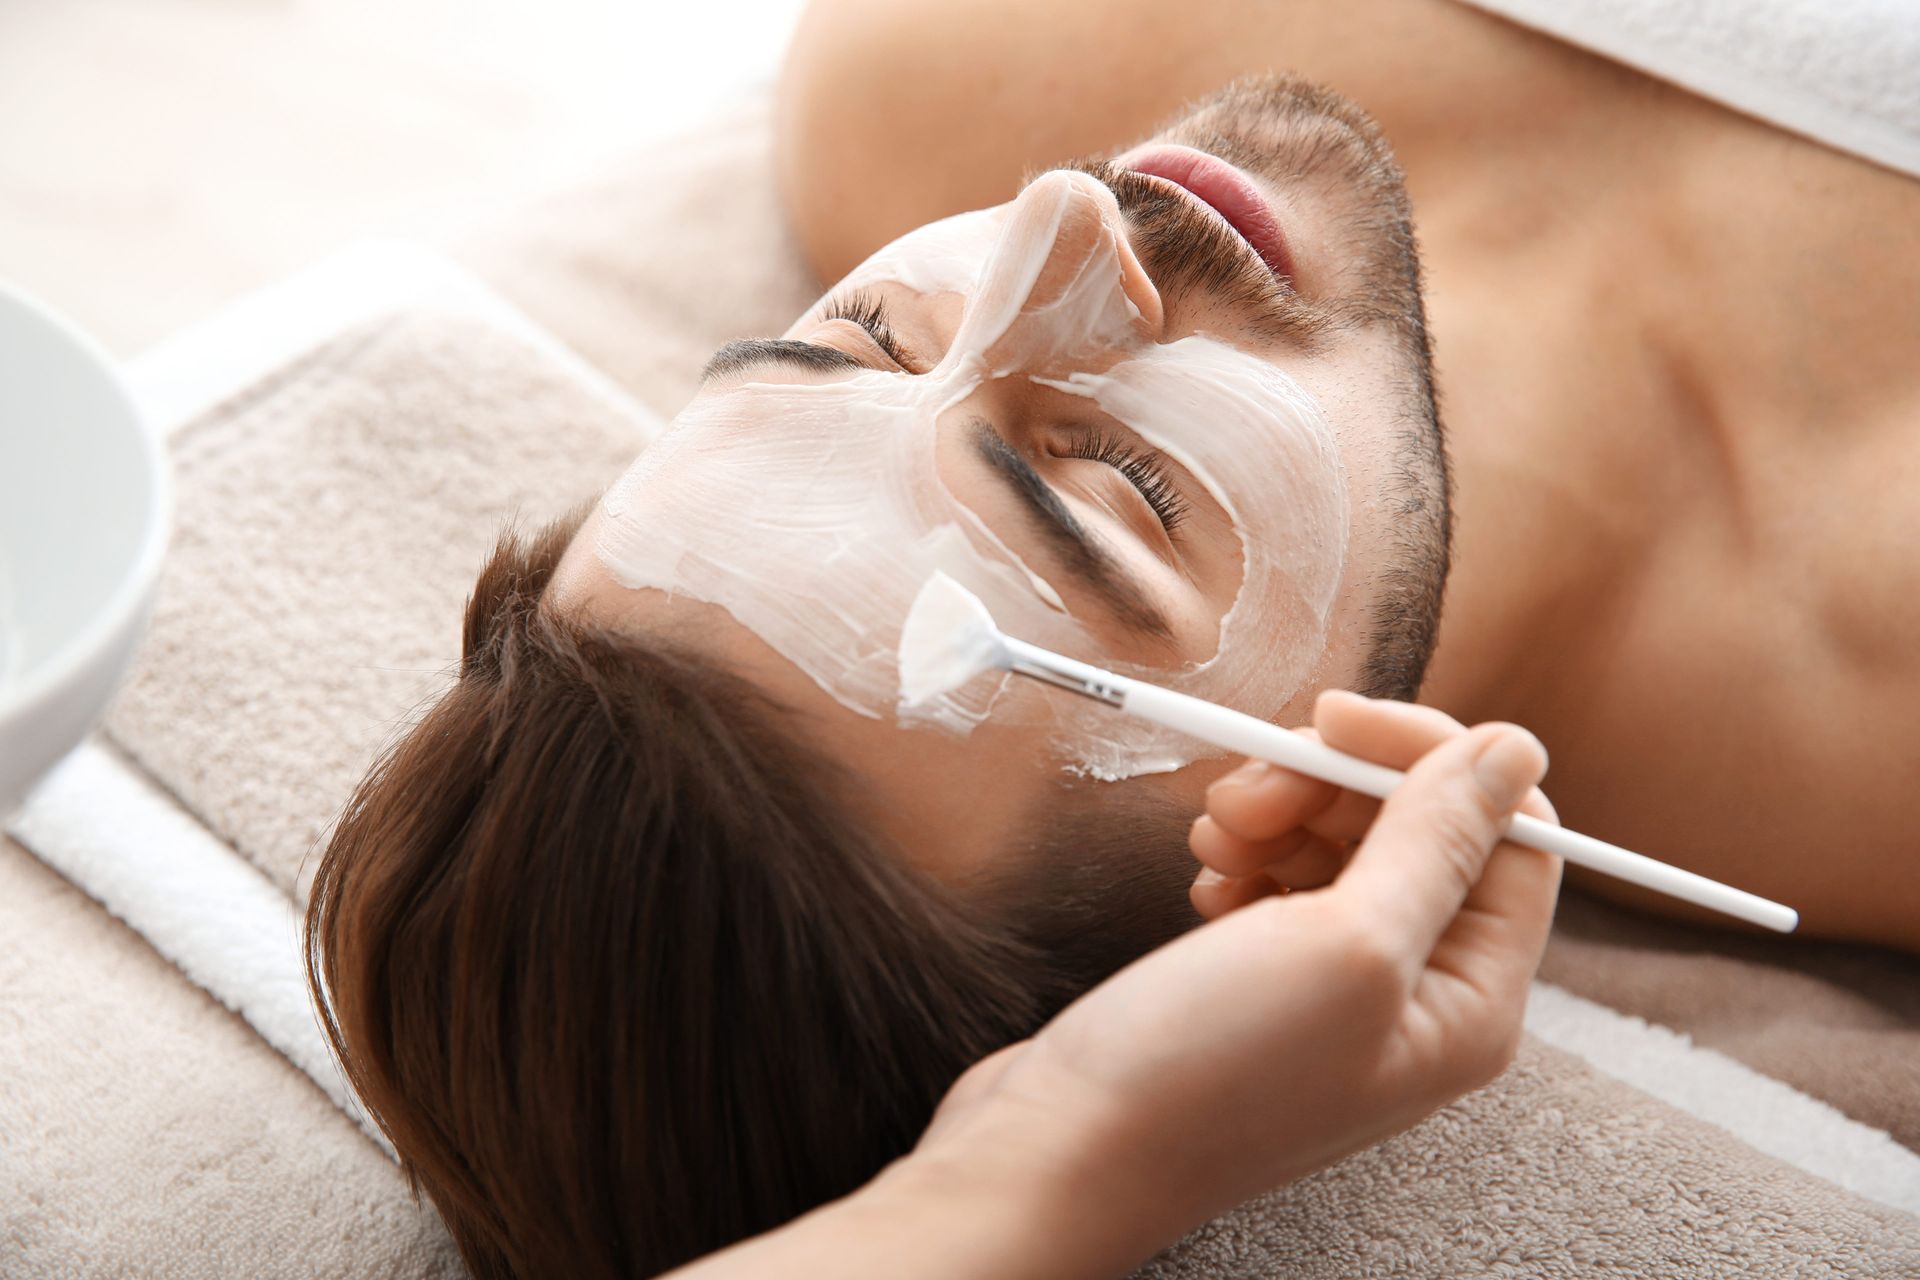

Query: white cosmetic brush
<box><xmin>900</xmin><ymin>572</ymin><xmax>1798</xmax><ymax>933</ymax></box>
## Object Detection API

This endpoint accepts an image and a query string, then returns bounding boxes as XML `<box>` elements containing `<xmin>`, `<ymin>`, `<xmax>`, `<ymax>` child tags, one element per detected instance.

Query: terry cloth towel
<box><xmin>1455</xmin><ymin>0</ymin><xmax>1920</xmax><ymax>179</ymax></box>
<box><xmin>4</xmin><ymin>292</ymin><xmax>1912</xmax><ymax>1275</ymax></box>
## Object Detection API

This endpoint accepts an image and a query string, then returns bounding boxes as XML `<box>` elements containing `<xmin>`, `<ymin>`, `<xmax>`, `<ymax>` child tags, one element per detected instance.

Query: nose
<box><xmin>1018</xmin><ymin>170</ymin><xmax>1164</xmax><ymax>338</ymax></box>
<box><xmin>1079</xmin><ymin>175</ymin><xmax>1165</xmax><ymax>337</ymax></box>
<box><xmin>956</xmin><ymin>171</ymin><xmax>1165</xmax><ymax>360</ymax></box>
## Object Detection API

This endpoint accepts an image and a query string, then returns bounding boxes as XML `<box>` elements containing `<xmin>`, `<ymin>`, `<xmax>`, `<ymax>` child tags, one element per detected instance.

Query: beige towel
<box><xmin>73</xmin><ymin>309</ymin><xmax>1920</xmax><ymax>1275</ymax></box>
<box><xmin>1544</xmin><ymin>886</ymin><xmax>1920</xmax><ymax>1152</ymax></box>
<box><xmin>101</xmin><ymin>318</ymin><xmax>647</xmax><ymax>904</ymax></box>
<box><xmin>0</xmin><ymin>833</ymin><xmax>460</xmax><ymax>1277</ymax></box>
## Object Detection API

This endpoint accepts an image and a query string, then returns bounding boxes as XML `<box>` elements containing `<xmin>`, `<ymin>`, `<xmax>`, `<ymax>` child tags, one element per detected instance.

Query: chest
<box><xmin>1428</xmin><ymin>387</ymin><xmax>1920</xmax><ymax>943</ymax></box>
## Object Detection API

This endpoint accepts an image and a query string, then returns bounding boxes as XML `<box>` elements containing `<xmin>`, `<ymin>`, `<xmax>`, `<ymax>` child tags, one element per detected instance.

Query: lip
<box><xmin>1118</xmin><ymin>144</ymin><xmax>1294</xmax><ymax>284</ymax></box>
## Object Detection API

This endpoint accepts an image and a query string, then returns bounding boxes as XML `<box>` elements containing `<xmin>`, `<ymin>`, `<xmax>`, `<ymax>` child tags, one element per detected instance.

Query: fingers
<box><xmin>1202</xmin><ymin>742</ymin><xmax>1338</xmax><ymax>847</ymax></box>
<box><xmin>1188</xmin><ymin>833</ymin><xmax>1350</xmax><ymax>919</ymax></box>
<box><xmin>1190</xmin><ymin>816</ymin><xmax>1311</xmax><ymax>880</ymax></box>
<box><xmin>1193</xmin><ymin>696</ymin><xmax>1472</xmax><ymax>879</ymax></box>
<box><xmin>1314</xmin><ymin>689</ymin><xmax>1469</xmax><ymax>763</ymax></box>
<box><xmin>1189</xmin><ymin>865</ymin><xmax>1283</xmax><ymax>919</ymax></box>
<box><xmin>1202</xmin><ymin>697</ymin><xmax>1466</xmax><ymax>849</ymax></box>
<box><xmin>1188</xmin><ymin>819</ymin><xmax>1349</xmax><ymax>898</ymax></box>
<box><xmin>1333</xmin><ymin>722</ymin><xmax>1550</xmax><ymax>972</ymax></box>
<box><xmin>1422</xmin><ymin>791</ymin><xmax>1563</xmax><ymax>1013</ymax></box>
<box><xmin>1295</xmin><ymin>693</ymin><xmax>1470</xmax><ymax>839</ymax></box>
<box><xmin>1190</xmin><ymin>693</ymin><xmax>1556</xmax><ymax>964</ymax></box>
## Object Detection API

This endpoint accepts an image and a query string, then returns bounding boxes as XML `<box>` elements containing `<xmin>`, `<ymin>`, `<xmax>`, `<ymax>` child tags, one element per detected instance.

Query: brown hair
<box><xmin>305</xmin><ymin>512</ymin><xmax>1196</xmax><ymax>1278</ymax></box>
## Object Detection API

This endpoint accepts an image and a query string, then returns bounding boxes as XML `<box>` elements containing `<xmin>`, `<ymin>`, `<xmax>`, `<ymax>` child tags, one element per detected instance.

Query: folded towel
<box><xmin>15</xmin><ymin>299</ymin><xmax>1907</xmax><ymax>1276</ymax></box>
<box><xmin>1544</xmin><ymin>884</ymin><xmax>1920</xmax><ymax>1153</ymax></box>
<box><xmin>0</xmin><ymin>828</ymin><xmax>461</xmax><ymax>1277</ymax></box>
<box><xmin>102</xmin><ymin>311</ymin><xmax>650</xmax><ymax>903</ymax></box>
<box><xmin>1140</xmin><ymin>1035</ymin><xmax>1914</xmax><ymax>1279</ymax></box>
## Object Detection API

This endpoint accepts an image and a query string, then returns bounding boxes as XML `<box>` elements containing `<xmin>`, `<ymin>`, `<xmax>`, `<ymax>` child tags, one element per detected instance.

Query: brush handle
<box><xmin>1119</xmin><ymin>680</ymin><xmax>1799</xmax><ymax>934</ymax></box>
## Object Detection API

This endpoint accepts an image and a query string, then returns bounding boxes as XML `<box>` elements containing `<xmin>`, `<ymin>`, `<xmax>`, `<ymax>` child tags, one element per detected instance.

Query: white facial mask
<box><xmin>597</xmin><ymin>170</ymin><xmax>1348</xmax><ymax>779</ymax></box>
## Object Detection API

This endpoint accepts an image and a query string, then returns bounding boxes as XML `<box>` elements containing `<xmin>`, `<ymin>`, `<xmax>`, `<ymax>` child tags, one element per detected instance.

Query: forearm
<box><xmin>665</xmin><ymin>1113</ymin><xmax>1180</xmax><ymax>1280</ymax></box>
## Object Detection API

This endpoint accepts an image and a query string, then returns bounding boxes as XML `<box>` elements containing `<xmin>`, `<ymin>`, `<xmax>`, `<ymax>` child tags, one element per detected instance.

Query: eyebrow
<box><xmin>969</xmin><ymin>422</ymin><xmax>1177</xmax><ymax>645</ymax></box>
<box><xmin>701</xmin><ymin>338</ymin><xmax>867</xmax><ymax>382</ymax></box>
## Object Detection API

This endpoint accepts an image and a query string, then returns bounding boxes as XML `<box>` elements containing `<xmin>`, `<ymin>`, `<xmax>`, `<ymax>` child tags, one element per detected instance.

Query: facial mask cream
<box><xmin>596</xmin><ymin>170</ymin><xmax>1348</xmax><ymax>778</ymax></box>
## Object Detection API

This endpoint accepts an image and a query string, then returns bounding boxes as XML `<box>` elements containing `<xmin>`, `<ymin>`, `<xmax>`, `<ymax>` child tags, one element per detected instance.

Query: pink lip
<box><xmin>1119</xmin><ymin>144</ymin><xmax>1294</xmax><ymax>283</ymax></box>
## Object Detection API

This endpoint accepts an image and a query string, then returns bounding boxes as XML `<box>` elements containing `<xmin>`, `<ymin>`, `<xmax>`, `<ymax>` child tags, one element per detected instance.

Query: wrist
<box><xmin>665</xmin><ymin>1077</ymin><xmax>1215</xmax><ymax>1280</ymax></box>
<box><xmin>664</xmin><ymin>1128</ymin><xmax>1126</xmax><ymax>1280</ymax></box>
<box><xmin>877</xmin><ymin>1086</ymin><xmax>1196</xmax><ymax>1278</ymax></box>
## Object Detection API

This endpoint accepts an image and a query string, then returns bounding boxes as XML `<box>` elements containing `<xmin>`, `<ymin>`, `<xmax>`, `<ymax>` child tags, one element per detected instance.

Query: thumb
<box><xmin>1334</xmin><ymin>723</ymin><xmax>1547</xmax><ymax>968</ymax></box>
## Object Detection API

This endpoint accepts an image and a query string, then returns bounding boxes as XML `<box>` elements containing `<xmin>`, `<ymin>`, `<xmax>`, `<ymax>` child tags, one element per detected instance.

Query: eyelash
<box><xmin>823</xmin><ymin>292</ymin><xmax>1187</xmax><ymax>537</ymax></box>
<box><xmin>821</xmin><ymin>289</ymin><xmax>910</xmax><ymax>366</ymax></box>
<box><xmin>1063</xmin><ymin>430</ymin><xmax>1191</xmax><ymax>536</ymax></box>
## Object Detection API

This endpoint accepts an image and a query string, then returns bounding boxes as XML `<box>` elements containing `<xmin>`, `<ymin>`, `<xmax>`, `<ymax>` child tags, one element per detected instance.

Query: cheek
<box><xmin>1163</xmin><ymin>482</ymin><xmax>1244</xmax><ymax>644</ymax></box>
<box><xmin>1292</xmin><ymin>352</ymin><xmax>1429</xmax><ymax>586</ymax></box>
<box><xmin>1047</xmin><ymin>338</ymin><xmax>1351</xmax><ymax>719</ymax></box>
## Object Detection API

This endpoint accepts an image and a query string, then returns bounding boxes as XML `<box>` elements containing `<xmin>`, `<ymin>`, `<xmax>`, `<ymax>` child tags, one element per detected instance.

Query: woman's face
<box><xmin>553</xmin><ymin>77</ymin><xmax>1445</xmax><ymax>887</ymax></box>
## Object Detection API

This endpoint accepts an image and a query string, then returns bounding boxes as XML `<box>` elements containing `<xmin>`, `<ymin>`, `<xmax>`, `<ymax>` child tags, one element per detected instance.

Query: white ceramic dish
<box><xmin>0</xmin><ymin>283</ymin><xmax>169</xmax><ymax>816</ymax></box>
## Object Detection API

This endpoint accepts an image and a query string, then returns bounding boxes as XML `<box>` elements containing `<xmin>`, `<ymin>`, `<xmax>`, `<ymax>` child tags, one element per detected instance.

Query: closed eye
<box><xmin>972</xmin><ymin>423</ymin><xmax>1178</xmax><ymax>641</ymax></box>
<box><xmin>820</xmin><ymin>289</ymin><xmax>912</xmax><ymax>367</ymax></box>
<box><xmin>1059</xmin><ymin>428</ymin><xmax>1190</xmax><ymax>536</ymax></box>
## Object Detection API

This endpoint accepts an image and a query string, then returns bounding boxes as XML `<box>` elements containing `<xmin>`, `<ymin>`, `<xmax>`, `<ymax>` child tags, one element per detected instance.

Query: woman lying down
<box><xmin>306</xmin><ymin>32</ymin><xmax>1920</xmax><ymax>1280</ymax></box>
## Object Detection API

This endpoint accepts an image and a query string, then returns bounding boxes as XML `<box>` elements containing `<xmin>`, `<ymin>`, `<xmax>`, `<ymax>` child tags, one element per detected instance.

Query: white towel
<box><xmin>1458</xmin><ymin>0</ymin><xmax>1920</xmax><ymax>179</ymax></box>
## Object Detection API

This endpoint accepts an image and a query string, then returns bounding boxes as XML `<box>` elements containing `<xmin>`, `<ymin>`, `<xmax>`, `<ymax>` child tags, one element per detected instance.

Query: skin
<box><xmin>777</xmin><ymin>0</ymin><xmax>1920</xmax><ymax>951</ymax></box>
<box><xmin>669</xmin><ymin>697</ymin><xmax>1559</xmax><ymax>1278</ymax></box>
<box><xmin>551</xmin><ymin>107</ymin><xmax>1425</xmax><ymax>884</ymax></box>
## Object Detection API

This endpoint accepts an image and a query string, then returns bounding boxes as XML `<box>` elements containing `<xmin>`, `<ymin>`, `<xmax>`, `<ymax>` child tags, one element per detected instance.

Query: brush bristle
<box><xmin>897</xmin><ymin>572</ymin><xmax>1008</xmax><ymax>706</ymax></box>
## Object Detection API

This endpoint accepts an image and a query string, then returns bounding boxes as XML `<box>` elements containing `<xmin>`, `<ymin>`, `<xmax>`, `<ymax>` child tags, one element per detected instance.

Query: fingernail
<box><xmin>1210</xmin><ymin>758</ymin><xmax>1272</xmax><ymax>793</ymax></box>
<box><xmin>1193</xmin><ymin>866</ymin><xmax>1227</xmax><ymax>888</ymax></box>
<box><xmin>1472</xmin><ymin>728</ymin><xmax>1546</xmax><ymax>809</ymax></box>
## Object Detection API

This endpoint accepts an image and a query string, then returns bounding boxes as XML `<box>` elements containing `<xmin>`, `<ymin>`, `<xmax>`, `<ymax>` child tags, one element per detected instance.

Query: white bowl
<box><xmin>0</xmin><ymin>283</ymin><xmax>170</xmax><ymax>817</ymax></box>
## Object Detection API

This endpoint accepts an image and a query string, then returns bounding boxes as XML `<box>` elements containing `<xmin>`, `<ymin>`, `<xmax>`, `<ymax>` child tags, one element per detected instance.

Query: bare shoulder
<box><xmin>774</xmin><ymin>0</ymin><xmax>1515</xmax><ymax>283</ymax></box>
